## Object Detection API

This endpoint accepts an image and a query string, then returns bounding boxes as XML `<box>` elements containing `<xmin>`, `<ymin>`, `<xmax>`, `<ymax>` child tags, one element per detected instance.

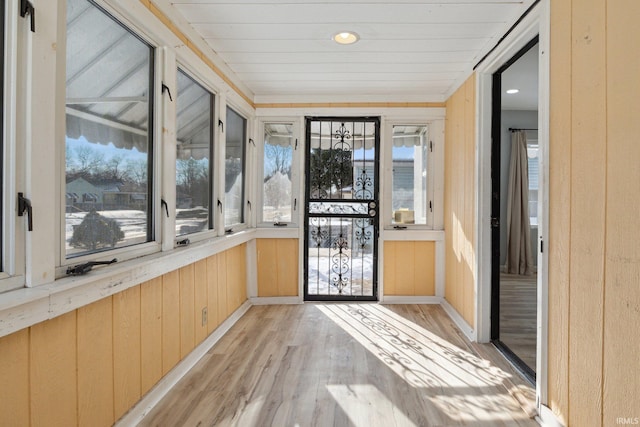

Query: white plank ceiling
<box><xmin>169</xmin><ymin>0</ymin><xmax>536</xmax><ymax>102</ymax></box>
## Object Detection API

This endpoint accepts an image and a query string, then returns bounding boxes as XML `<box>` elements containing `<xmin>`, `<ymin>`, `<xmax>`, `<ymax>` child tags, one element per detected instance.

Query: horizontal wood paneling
<box><xmin>0</xmin><ymin>245</ymin><xmax>247</xmax><ymax>426</ymax></box>
<box><xmin>444</xmin><ymin>74</ymin><xmax>476</xmax><ymax>328</ymax></box>
<box><xmin>383</xmin><ymin>241</ymin><xmax>435</xmax><ymax>296</ymax></box>
<box><xmin>257</xmin><ymin>238</ymin><xmax>299</xmax><ymax>297</ymax></box>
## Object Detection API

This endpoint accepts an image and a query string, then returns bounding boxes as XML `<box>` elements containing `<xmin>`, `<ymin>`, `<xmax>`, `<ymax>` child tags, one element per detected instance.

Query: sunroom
<box><xmin>1</xmin><ymin>1</ymin><xmax>638</xmax><ymax>426</ymax></box>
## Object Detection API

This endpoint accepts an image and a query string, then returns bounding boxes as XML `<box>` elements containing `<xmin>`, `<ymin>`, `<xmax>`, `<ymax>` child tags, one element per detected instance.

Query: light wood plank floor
<box><xmin>140</xmin><ymin>304</ymin><xmax>537</xmax><ymax>427</ymax></box>
<box><xmin>500</xmin><ymin>274</ymin><xmax>538</xmax><ymax>372</ymax></box>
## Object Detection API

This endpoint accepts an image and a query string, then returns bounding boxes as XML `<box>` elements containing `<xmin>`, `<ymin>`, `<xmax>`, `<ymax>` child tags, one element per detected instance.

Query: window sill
<box><xmin>0</xmin><ymin>229</ymin><xmax>257</xmax><ymax>339</ymax></box>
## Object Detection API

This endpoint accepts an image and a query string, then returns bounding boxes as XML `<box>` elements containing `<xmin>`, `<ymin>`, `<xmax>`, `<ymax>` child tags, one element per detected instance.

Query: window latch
<box><xmin>217</xmin><ymin>199</ymin><xmax>223</xmax><ymax>212</ymax></box>
<box><xmin>161</xmin><ymin>83</ymin><xmax>173</xmax><ymax>102</ymax></box>
<box><xmin>20</xmin><ymin>0</ymin><xmax>35</xmax><ymax>33</ymax></box>
<box><xmin>218</xmin><ymin>119</ymin><xmax>224</xmax><ymax>132</ymax></box>
<box><xmin>247</xmin><ymin>200</ymin><xmax>252</xmax><ymax>211</ymax></box>
<box><xmin>225</xmin><ymin>228</ymin><xmax>234</xmax><ymax>234</ymax></box>
<box><xmin>18</xmin><ymin>192</ymin><xmax>33</xmax><ymax>231</ymax></box>
<box><xmin>161</xmin><ymin>199</ymin><xmax>169</xmax><ymax>217</ymax></box>
<box><xmin>249</xmin><ymin>138</ymin><xmax>255</xmax><ymax>147</ymax></box>
<box><xmin>176</xmin><ymin>238</ymin><xmax>190</xmax><ymax>247</ymax></box>
<box><xmin>393</xmin><ymin>225</ymin><xmax>408</xmax><ymax>230</ymax></box>
<box><xmin>66</xmin><ymin>258</ymin><xmax>117</xmax><ymax>276</ymax></box>
<box><xmin>273</xmin><ymin>222</ymin><xmax>288</xmax><ymax>227</ymax></box>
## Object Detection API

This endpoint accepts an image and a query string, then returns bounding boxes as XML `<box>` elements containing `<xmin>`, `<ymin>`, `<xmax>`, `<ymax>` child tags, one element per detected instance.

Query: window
<box><xmin>224</xmin><ymin>106</ymin><xmax>246</xmax><ymax>227</ymax></box>
<box><xmin>262</xmin><ymin>122</ymin><xmax>294</xmax><ymax>224</ymax></box>
<box><xmin>65</xmin><ymin>0</ymin><xmax>154</xmax><ymax>258</ymax></box>
<box><xmin>175</xmin><ymin>69</ymin><xmax>214</xmax><ymax>237</ymax></box>
<box><xmin>527</xmin><ymin>142</ymin><xmax>539</xmax><ymax>226</ymax></box>
<box><xmin>390</xmin><ymin>125</ymin><xmax>429</xmax><ymax>225</ymax></box>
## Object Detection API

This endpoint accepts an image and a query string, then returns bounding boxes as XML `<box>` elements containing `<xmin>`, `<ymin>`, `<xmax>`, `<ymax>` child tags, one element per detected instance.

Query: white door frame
<box><xmin>473</xmin><ymin>0</ymin><xmax>550</xmax><ymax>413</ymax></box>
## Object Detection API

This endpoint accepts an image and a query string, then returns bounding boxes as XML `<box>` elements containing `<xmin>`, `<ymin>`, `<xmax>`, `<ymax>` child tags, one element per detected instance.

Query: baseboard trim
<box><xmin>381</xmin><ymin>296</ymin><xmax>443</xmax><ymax>304</ymax></box>
<box><xmin>115</xmin><ymin>300</ymin><xmax>252</xmax><ymax>427</ymax></box>
<box><xmin>536</xmin><ymin>405</ymin><xmax>565</xmax><ymax>427</ymax></box>
<box><xmin>250</xmin><ymin>296</ymin><xmax>302</xmax><ymax>305</ymax></box>
<box><xmin>440</xmin><ymin>299</ymin><xmax>475</xmax><ymax>341</ymax></box>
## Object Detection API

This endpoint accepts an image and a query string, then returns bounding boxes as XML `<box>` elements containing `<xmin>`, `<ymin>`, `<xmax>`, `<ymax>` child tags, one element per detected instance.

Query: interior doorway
<box><xmin>490</xmin><ymin>38</ymin><xmax>540</xmax><ymax>383</ymax></box>
<box><xmin>304</xmin><ymin>117</ymin><xmax>380</xmax><ymax>301</ymax></box>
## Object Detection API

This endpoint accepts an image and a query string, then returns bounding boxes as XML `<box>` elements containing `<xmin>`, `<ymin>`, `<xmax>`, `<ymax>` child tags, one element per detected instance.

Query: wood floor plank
<box><xmin>141</xmin><ymin>304</ymin><xmax>538</xmax><ymax>427</ymax></box>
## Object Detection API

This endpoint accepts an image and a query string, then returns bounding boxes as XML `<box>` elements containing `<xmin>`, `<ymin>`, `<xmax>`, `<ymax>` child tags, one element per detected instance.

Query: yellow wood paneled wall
<box><xmin>548</xmin><ymin>1</ymin><xmax>640</xmax><ymax>425</ymax></box>
<box><xmin>0</xmin><ymin>245</ymin><xmax>247</xmax><ymax>427</ymax></box>
<box><xmin>444</xmin><ymin>74</ymin><xmax>476</xmax><ymax>328</ymax></box>
<box><xmin>383</xmin><ymin>241</ymin><xmax>435</xmax><ymax>296</ymax></box>
<box><xmin>256</xmin><ymin>238</ymin><xmax>299</xmax><ymax>297</ymax></box>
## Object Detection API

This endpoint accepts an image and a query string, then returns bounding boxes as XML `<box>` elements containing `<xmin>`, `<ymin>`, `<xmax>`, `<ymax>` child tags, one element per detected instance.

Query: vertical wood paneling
<box><xmin>603</xmin><ymin>1</ymin><xmax>640</xmax><ymax>423</ymax></box>
<box><xmin>547</xmin><ymin>0</ymin><xmax>573</xmax><ymax>424</ymax></box>
<box><xmin>444</xmin><ymin>90</ymin><xmax>455</xmax><ymax>307</ymax></box>
<box><xmin>227</xmin><ymin>244</ymin><xmax>246</xmax><ymax>312</ymax></box>
<box><xmin>162</xmin><ymin>270</ymin><xmax>181</xmax><ymax>374</ymax></box>
<box><xmin>568</xmin><ymin>1</ymin><xmax>607</xmax><ymax>425</ymax></box>
<box><xmin>444</xmin><ymin>74</ymin><xmax>476</xmax><ymax>328</ymax></box>
<box><xmin>194</xmin><ymin>259</ymin><xmax>209</xmax><ymax>344</ymax></box>
<box><xmin>383</xmin><ymin>241</ymin><xmax>436</xmax><ymax>296</ymax></box>
<box><xmin>206</xmin><ymin>254</ymin><xmax>220</xmax><ymax>333</ymax></box>
<box><xmin>395</xmin><ymin>242</ymin><xmax>415</xmax><ymax>295</ymax></box>
<box><xmin>383</xmin><ymin>241</ymin><xmax>398</xmax><ymax>295</ymax></box>
<box><xmin>548</xmin><ymin>0</ymin><xmax>572</xmax><ymax>421</ymax></box>
<box><xmin>179</xmin><ymin>264</ymin><xmax>196</xmax><ymax>358</ymax></box>
<box><xmin>77</xmin><ymin>297</ymin><xmax>114</xmax><ymax>427</ymax></box>
<box><xmin>217</xmin><ymin>251</ymin><xmax>229</xmax><ymax>323</ymax></box>
<box><xmin>113</xmin><ymin>286</ymin><xmax>142</xmax><ymax>420</ymax></box>
<box><xmin>141</xmin><ymin>277</ymin><xmax>163</xmax><ymax>393</ymax></box>
<box><xmin>0</xmin><ymin>329</ymin><xmax>30</xmax><ymax>426</ymax></box>
<box><xmin>277</xmin><ymin>239</ymin><xmax>299</xmax><ymax>296</ymax></box>
<box><xmin>239</xmin><ymin>244</ymin><xmax>248</xmax><ymax>303</ymax></box>
<box><xmin>463</xmin><ymin>76</ymin><xmax>476</xmax><ymax>327</ymax></box>
<box><xmin>257</xmin><ymin>239</ymin><xmax>279</xmax><ymax>296</ymax></box>
<box><xmin>30</xmin><ymin>312</ymin><xmax>77</xmax><ymax>427</ymax></box>
<box><xmin>414</xmin><ymin>241</ymin><xmax>436</xmax><ymax>296</ymax></box>
<box><xmin>257</xmin><ymin>239</ymin><xmax>298</xmax><ymax>297</ymax></box>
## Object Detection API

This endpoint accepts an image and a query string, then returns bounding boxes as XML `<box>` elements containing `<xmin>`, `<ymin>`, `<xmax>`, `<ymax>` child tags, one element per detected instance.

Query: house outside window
<box><xmin>224</xmin><ymin>106</ymin><xmax>246</xmax><ymax>228</ymax></box>
<box><xmin>390</xmin><ymin>125</ymin><xmax>429</xmax><ymax>226</ymax></box>
<box><xmin>175</xmin><ymin>69</ymin><xmax>215</xmax><ymax>237</ymax></box>
<box><xmin>65</xmin><ymin>0</ymin><xmax>154</xmax><ymax>257</ymax></box>
<box><xmin>262</xmin><ymin>122</ymin><xmax>295</xmax><ymax>224</ymax></box>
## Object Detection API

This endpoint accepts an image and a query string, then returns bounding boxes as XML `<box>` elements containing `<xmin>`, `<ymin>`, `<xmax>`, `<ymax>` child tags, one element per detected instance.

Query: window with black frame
<box><xmin>175</xmin><ymin>69</ymin><xmax>214</xmax><ymax>237</ymax></box>
<box><xmin>65</xmin><ymin>0</ymin><xmax>154</xmax><ymax>258</ymax></box>
<box><xmin>224</xmin><ymin>107</ymin><xmax>246</xmax><ymax>227</ymax></box>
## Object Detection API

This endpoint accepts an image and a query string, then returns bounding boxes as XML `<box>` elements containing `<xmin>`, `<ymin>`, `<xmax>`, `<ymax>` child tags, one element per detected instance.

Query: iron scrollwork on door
<box><xmin>305</xmin><ymin>118</ymin><xmax>380</xmax><ymax>300</ymax></box>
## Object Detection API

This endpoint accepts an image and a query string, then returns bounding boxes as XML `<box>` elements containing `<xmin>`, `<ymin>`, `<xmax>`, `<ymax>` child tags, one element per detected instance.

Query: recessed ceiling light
<box><xmin>333</xmin><ymin>31</ymin><xmax>359</xmax><ymax>45</ymax></box>
<box><xmin>506</xmin><ymin>89</ymin><xmax>519</xmax><ymax>94</ymax></box>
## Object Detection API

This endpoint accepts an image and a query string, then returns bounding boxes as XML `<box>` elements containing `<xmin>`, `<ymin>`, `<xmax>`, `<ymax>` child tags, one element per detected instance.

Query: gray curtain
<box><xmin>506</xmin><ymin>130</ymin><xmax>534</xmax><ymax>275</ymax></box>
